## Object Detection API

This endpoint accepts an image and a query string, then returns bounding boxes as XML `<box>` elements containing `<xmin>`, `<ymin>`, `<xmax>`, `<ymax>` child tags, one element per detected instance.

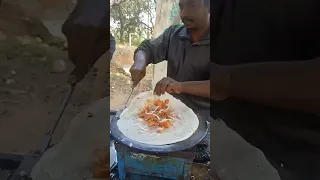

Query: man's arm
<box><xmin>181</xmin><ymin>80</ymin><xmax>210</xmax><ymax>98</ymax></box>
<box><xmin>110</xmin><ymin>33</ymin><xmax>116</xmax><ymax>60</ymax></box>
<box><xmin>216</xmin><ymin>58</ymin><xmax>320</xmax><ymax>113</ymax></box>
<box><xmin>154</xmin><ymin>77</ymin><xmax>212</xmax><ymax>98</ymax></box>
<box><xmin>134</xmin><ymin>25</ymin><xmax>180</xmax><ymax>67</ymax></box>
<box><xmin>62</xmin><ymin>0</ymin><xmax>109</xmax><ymax>83</ymax></box>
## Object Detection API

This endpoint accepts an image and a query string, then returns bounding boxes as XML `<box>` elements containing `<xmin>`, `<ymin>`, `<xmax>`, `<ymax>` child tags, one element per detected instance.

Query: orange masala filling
<box><xmin>138</xmin><ymin>98</ymin><xmax>175</xmax><ymax>133</ymax></box>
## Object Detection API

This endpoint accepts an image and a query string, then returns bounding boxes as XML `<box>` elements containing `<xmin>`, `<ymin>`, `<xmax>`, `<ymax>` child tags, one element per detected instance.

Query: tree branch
<box><xmin>139</xmin><ymin>21</ymin><xmax>152</xmax><ymax>30</ymax></box>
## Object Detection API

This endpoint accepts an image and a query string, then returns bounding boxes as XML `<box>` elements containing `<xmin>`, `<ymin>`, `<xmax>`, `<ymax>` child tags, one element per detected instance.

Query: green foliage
<box><xmin>111</xmin><ymin>0</ymin><xmax>155</xmax><ymax>45</ymax></box>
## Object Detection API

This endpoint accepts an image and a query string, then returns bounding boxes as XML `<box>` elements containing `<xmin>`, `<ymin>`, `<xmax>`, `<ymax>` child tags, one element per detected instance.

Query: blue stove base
<box><xmin>115</xmin><ymin>143</ymin><xmax>195</xmax><ymax>180</ymax></box>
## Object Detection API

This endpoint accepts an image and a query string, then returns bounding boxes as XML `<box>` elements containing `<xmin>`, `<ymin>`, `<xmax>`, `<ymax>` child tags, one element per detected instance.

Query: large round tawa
<box><xmin>110</xmin><ymin>110</ymin><xmax>209</xmax><ymax>153</ymax></box>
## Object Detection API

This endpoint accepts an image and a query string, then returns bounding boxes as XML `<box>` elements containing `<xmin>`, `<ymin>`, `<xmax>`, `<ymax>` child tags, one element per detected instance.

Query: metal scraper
<box><xmin>123</xmin><ymin>87</ymin><xmax>134</xmax><ymax>108</ymax></box>
<box><xmin>116</xmin><ymin>86</ymin><xmax>135</xmax><ymax>119</ymax></box>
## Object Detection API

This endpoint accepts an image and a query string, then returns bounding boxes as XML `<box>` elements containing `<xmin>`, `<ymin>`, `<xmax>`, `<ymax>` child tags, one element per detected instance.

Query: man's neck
<box><xmin>190</xmin><ymin>26</ymin><xmax>209</xmax><ymax>43</ymax></box>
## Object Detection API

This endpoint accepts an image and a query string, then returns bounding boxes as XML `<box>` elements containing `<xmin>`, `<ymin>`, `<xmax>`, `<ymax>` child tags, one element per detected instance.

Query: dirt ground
<box><xmin>110</xmin><ymin>45</ymin><xmax>153</xmax><ymax>110</ymax></box>
<box><xmin>0</xmin><ymin>2</ymin><xmax>122</xmax><ymax>154</ymax></box>
<box><xmin>0</xmin><ymin>33</ymin><xmax>151</xmax><ymax>154</ymax></box>
<box><xmin>0</xmin><ymin>40</ymin><xmax>147</xmax><ymax>155</ymax></box>
<box><xmin>0</xmin><ymin>35</ymin><xmax>93</xmax><ymax>153</ymax></box>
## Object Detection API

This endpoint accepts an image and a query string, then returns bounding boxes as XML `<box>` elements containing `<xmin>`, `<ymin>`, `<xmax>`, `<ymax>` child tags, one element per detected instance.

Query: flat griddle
<box><xmin>110</xmin><ymin>109</ymin><xmax>209</xmax><ymax>153</ymax></box>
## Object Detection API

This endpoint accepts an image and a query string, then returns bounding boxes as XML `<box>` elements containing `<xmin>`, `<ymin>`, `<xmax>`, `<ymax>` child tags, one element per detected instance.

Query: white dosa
<box><xmin>117</xmin><ymin>91</ymin><xmax>199</xmax><ymax>145</ymax></box>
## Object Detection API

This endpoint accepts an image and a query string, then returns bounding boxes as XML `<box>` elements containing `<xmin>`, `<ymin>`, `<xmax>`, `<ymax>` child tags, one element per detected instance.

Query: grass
<box><xmin>0</xmin><ymin>36</ymin><xmax>64</xmax><ymax>62</ymax></box>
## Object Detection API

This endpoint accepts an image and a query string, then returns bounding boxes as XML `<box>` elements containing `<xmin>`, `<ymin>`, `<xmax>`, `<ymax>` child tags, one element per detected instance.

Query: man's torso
<box><xmin>211</xmin><ymin>0</ymin><xmax>320</xmax><ymax>179</ymax></box>
<box><xmin>166</xmin><ymin>25</ymin><xmax>211</xmax><ymax>115</ymax></box>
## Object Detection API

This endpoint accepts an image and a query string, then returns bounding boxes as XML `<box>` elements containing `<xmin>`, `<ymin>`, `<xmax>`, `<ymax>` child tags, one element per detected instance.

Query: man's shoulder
<box><xmin>164</xmin><ymin>24</ymin><xmax>185</xmax><ymax>36</ymax></box>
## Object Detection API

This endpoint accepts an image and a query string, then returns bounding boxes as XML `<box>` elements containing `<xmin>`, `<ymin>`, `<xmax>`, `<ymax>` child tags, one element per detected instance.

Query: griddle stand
<box><xmin>115</xmin><ymin>142</ymin><xmax>196</xmax><ymax>180</ymax></box>
<box><xmin>111</xmin><ymin>108</ymin><xmax>209</xmax><ymax>180</ymax></box>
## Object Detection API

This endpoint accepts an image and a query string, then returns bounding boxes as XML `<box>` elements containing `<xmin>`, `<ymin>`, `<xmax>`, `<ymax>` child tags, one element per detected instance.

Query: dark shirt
<box><xmin>110</xmin><ymin>33</ymin><xmax>116</xmax><ymax>60</ymax></box>
<box><xmin>136</xmin><ymin>25</ymin><xmax>210</xmax><ymax>116</ymax></box>
<box><xmin>71</xmin><ymin>0</ymin><xmax>108</xmax><ymax>28</ymax></box>
<box><xmin>211</xmin><ymin>0</ymin><xmax>320</xmax><ymax>179</ymax></box>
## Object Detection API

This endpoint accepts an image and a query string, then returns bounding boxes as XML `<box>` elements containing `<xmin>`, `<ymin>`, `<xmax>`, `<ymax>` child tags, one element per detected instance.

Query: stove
<box><xmin>110</xmin><ymin>110</ymin><xmax>209</xmax><ymax>180</ymax></box>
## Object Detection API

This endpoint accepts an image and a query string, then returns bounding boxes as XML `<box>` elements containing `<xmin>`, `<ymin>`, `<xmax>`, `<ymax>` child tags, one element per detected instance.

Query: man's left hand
<box><xmin>154</xmin><ymin>77</ymin><xmax>183</xmax><ymax>96</ymax></box>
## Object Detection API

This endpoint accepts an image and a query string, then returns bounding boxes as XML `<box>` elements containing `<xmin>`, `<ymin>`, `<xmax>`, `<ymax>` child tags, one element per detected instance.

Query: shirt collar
<box><xmin>178</xmin><ymin>26</ymin><xmax>210</xmax><ymax>42</ymax></box>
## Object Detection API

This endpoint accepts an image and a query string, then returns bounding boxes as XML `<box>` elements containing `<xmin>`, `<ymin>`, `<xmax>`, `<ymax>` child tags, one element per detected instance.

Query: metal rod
<box><xmin>123</xmin><ymin>88</ymin><xmax>134</xmax><ymax>108</ymax></box>
<box><xmin>49</xmin><ymin>84</ymin><xmax>75</xmax><ymax>136</ymax></box>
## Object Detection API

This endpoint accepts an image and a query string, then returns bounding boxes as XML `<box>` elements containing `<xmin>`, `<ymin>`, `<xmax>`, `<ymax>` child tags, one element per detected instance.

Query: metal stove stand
<box><xmin>115</xmin><ymin>142</ymin><xmax>196</xmax><ymax>180</ymax></box>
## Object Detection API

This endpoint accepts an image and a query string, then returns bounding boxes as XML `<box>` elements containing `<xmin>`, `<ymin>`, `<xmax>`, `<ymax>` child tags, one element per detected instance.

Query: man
<box><xmin>209</xmin><ymin>1</ymin><xmax>320</xmax><ymax>178</ymax></box>
<box><xmin>130</xmin><ymin>0</ymin><xmax>210</xmax><ymax>162</ymax></box>
<box><xmin>110</xmin><ymin>34</ymin><xmax>116</xmax><ymax>60</ymax></box>
<box><xmin>62</xmin><ymin>0</ymin><xmax>116</xmax><ymax>103</ymax></box>
<box><xmin>62</xmin><ymin>0</ymin><xmax>115</xmax><ymax>85</ymax></box>
<box><xmin>153</xmin><ymin>0</ymin><xmax>320</xmax><ymax>179</ymax></box>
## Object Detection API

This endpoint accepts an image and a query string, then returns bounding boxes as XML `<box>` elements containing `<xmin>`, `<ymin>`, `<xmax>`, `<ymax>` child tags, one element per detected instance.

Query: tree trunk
<box><xmin>152</xmin><ymin>0</ymin><xmax>180</xmax><ymax>89</ymax></box>
<box><xmin>117</xmin><ymin>5</ymin><xmax>124</xmax><ymax>43</ymax></box>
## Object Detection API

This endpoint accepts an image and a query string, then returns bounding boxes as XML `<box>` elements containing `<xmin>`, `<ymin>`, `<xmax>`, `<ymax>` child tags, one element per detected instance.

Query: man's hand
<box><xmin>154</xmin><ymin>77</ymin><xmax>183</xmax><ymax>96</ymax></box>
<box><xmin>129</xmin><ymin>62</ymin><xmax>146</xmax><ymax>87</ymax></box>
<box><xmin>68</xmin><ymin>74</ymin><xmax>78</xmax><ymax>85</ymax></box>
<box><xmin>151</xmin><ymin>63</ymin><xmax>231</xmax><ymax>100</ymax></box>
<box><xmin>62</xmin><ymin>0</ymin><xmax>109</xmax><ymax>84</ymax></box>
<box><xmin>63</xmin><ymin>25</ymin><xmax>109</xmax><ymax>84</ymax></box>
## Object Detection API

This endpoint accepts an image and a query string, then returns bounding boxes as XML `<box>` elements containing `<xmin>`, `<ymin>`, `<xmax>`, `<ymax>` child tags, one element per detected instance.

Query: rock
<box><xmin>41</xmin><ymin>43</ymin><xmax>49</xmax><ymax>48</ymax></box>
<box><xmin>0</xmin><ymin>110</ymin><xmax>9</xmax><ymax>115</ymax></box>
<box><xmin>0</xmin><ymin>31</ymin><xmax>7</xmax><ymax>41</ymax></box>
<box><xmin>51</xmin><ymin>60</ymin><xmax>66</xmax><ymax>73</ymax></box>
<box><xmin>22</xmin><ymin>51</ymin><xmax>32</xmax><ymax>57</ymax></box>
<box><xmin>88</xmin><ymin>112</ymin><xmax>94</xmax><ymax>117</ymax></box>
<box><xmin>11</xmin><ymin>70</ymin><xmax>16</xmax><ymax>75</ymax></box>
<box><xmin>5</xmin><ymin>78</ymin><xmax>15</xmax><ymax>85</ymax></box>
<box><xmin>17</xmin><ymin>36</ymin><xmax>32</xmax><ymax>45</ymax></box>
<box><xmin>46</xmin><ymin>84</ymin><xmax>58</xmax><ymax>89</ymax></box>
<box><xmin>39</xmin><ymin>56</ymin><xmax>47</xmax><ymax>62</ymax></box>
<box><xmin>35</xmin><ymin>37</ymin><xmax>42</xmax><ymax>42</ymax></box>
<box><xmin>122</xmin><ymin>64</ymin><xmax>131</xmax><ymax>74</ymax></box>
<box><xmin>92</xmin><ymin>67</ymin><xmax>98</xmax><ymax>72</ymax></box>
<box><xmin>63</xmin><ymin>41</ymin><xmax>68</xmax><ymax>48</ymax></box>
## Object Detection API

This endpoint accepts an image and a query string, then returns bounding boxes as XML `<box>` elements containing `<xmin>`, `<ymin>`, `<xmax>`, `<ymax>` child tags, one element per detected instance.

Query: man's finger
<box><xmin>160</xmin><ymin>79</ymin><xmax>171</xmax><ymax>95</ymax></box>
<box><xmin>130</xmin><ymin>67</ymin><xmax>146</xmax><ymax>86</ymax></box>
<box><xmin>129</xmin><ymin>68</ymin><xmax>135</xmax><ymax>81</ymax></box>
<box><xmin>166</xmin><ymin>85</ymin><xmax>174</xmax><ymax>94</ymax></box>
<box><xmin>154</xmin><ymin>78</ymin><xmax>166</xmax><ymax>96</ymax></box>
<box><xmin>68</xmin><ymin>74</ymin><xmax>78</xmax><ymax>85</ymax></box>
<box><xmin>131</xmin><ymin>71</ymin><xmax>140</xmax><ymax>85</ymax></box>
<box><xmin>134</xmin><ymin>72</ymin><xmax>144</xmax><ymax>87</ymax></box>
<box><xmin>154</xmin><ymin>78</ymin><xmax>163</xmax><ymax>96</ymax></box>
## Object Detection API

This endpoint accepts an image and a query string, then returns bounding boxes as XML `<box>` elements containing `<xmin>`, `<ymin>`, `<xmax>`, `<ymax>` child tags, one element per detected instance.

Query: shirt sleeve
<box><xmin>71</xmin><ymin>0</ymin><xmax>109</xmax><ymax>28</ymax></box>
<box><xmin>110</xmin><ymin>33</ymin><xmax>116</xmax><ymax>60</ymax></box>
<box><xmin>134</xmin><ymin>25</ymin><xmax>177</xmax><ymax>64</ymax></box>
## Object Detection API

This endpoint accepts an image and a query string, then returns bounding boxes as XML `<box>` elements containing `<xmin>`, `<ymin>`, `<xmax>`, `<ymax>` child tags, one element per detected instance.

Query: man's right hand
<box><xmin>62</xmin><ymin>0</ymin><xmax>109</xmax><ymax>85</ymax></box>
<box><xmin>130</xmin><ymin>50</ymin><xmax>149</xmax><ymax>87</ymax></box>
<box><xmin>129</xmin><ymin>62</ymin><xmax>146</xmax><ymax>87</ymax></box>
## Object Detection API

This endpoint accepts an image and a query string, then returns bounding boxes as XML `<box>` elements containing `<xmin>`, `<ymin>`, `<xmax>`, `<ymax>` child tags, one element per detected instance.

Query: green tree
<box><xmin>111</xmin><ymin>0</ymin><xmax>155</xmax><ymax>45</ymax></box>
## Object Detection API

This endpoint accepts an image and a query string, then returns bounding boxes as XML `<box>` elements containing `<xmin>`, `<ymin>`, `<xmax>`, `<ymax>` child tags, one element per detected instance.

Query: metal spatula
<box><xmin>115</xmin><ymin>85</ymin><xmax>137</xmax><ymax>119</ymax></box>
